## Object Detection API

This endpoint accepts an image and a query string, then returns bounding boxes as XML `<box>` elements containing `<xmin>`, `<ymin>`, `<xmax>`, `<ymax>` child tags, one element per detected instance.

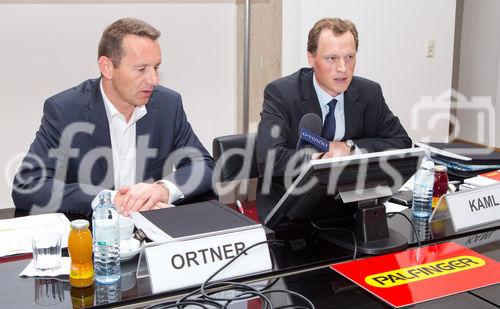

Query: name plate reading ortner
<box><xmin>446</xmin><ymin>183</ymin><xmax>500</xmax><ymax>232</ymax></box>
<box><xmin>144</xmin><ymin>225</ymin><xmax>272</xmax><ymax>293</ymax></box>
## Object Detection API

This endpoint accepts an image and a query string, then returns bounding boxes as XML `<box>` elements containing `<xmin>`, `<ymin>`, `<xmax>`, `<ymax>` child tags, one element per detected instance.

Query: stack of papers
<box><xmin>0</xmin><ymin>213</ymin><xmax>70</xmax><ymax>257</ymax></box>
<box><xmin>463</xmin><ymin>170</ymin><xmax>500</xmax><ymax>190</ymax></box>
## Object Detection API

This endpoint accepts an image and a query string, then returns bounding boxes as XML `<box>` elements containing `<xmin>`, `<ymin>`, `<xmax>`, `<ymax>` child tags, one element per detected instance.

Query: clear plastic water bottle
<box><xmin>92</xmin><ymin>191</ymin><xmax>121</xmax><ymax>284</ymax></box>
<box><xmin>412</xmin><ymin>159</ymin><xmax>435</xmax><ymax>218</ymax></box>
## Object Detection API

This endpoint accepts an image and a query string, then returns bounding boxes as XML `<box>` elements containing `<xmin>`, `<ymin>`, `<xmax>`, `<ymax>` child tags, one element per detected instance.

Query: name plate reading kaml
<box><xmin>446</xmin><ymin>183</ymin><xmax>500</xmax><ymax>232</ymax></box>
<box><xmin>145</xmin><ymin>225</ymin><xmax>272</xmax><ymax>293</ymax></box>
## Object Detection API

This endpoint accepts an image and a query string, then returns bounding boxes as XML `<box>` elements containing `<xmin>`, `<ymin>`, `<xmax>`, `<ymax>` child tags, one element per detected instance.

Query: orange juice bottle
<box><xmin>68</xmin><ymin>220</ymin><xmax>94</xmax><ymax>288</ymax></box>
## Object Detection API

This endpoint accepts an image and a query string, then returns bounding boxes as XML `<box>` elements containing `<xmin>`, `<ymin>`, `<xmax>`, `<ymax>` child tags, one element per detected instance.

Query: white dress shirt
<box><xmin>92</xmin><ymin>81</ymin><xmax>183</xmax><ymax>209</ymax></box>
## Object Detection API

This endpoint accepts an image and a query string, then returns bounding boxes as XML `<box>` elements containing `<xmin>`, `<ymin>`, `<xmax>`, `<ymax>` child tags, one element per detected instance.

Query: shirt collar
<box><xmin>312</xmin><ymin>73</ymin><xmax>344</xmax><ymax>107</ymax></box>
<box><xmin>99</xmin><ymin>79</ymin><xmax>147</xmax><ymax>124</ymax></box>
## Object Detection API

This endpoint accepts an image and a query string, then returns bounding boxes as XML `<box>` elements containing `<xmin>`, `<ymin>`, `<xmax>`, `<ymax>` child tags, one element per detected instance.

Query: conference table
<box><xmin>0</xmin><ymin>202</ymin><xmax>499</xmax><ymax>308</ymax></box>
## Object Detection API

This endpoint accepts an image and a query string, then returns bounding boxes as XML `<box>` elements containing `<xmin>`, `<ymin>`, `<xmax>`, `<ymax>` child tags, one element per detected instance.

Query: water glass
<box><xmin>32</xmin><ymin>232</ymin><xmax>62</xmax><ymax>271</ymax></box>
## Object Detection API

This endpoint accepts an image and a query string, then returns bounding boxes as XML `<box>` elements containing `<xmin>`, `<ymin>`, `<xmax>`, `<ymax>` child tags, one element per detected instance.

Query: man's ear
<box><xmin>98</xmin><ymin>56</ymin><xmax>114</xmax><ymax>80</ymax></box>
<box><xmin>307</xmin><ymin>52</ymin><xmax>315</xmax><ymax>68</ymax></box>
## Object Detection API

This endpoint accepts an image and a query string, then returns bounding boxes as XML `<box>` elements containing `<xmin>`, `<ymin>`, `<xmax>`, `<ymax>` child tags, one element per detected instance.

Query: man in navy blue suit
<box><xmin>256</xmin><ymin>18</ymin><xmax>411</xmax><ymax>220</ymax></box>
<box><xmin>12</xmin><ymin>18</ymin><xmax>214</xmax><ymax>216</ymax></box>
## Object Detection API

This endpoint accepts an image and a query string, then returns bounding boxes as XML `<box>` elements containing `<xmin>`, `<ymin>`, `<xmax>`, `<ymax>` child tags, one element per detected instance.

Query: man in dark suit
<box><xmin>12</xmin><ymin>18</ymin><xmax>214</xmax><ymax>216</ymax></box>
<box><xmin>256</xmin><ymin>18</ymin><xmax>411</xmax><ymax>219</ymax></box>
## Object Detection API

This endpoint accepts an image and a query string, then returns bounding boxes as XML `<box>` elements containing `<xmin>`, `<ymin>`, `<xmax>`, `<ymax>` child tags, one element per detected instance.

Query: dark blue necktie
<box><xmin>322</xmin><ymin>99</ymin><xmax>337</xmax><ymax>141</ymax></box>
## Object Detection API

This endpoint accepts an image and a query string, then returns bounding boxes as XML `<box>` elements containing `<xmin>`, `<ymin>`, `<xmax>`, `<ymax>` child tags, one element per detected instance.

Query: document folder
<box><xmin>134</xmin><ymin>200</ymin><xmax>260</xmax><ymax>240</ymax></box>
<box><xmin>426</xmin><ymin>142</ymin><xmax>500</xmax><ymax>165</ymax></box>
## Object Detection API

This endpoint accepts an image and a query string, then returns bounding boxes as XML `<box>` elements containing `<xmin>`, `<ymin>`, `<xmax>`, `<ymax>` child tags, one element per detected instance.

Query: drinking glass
<box><xmin>32</xmin><ymin>232</ymin><xmax>62</xmax><ymax>271</ymax></box>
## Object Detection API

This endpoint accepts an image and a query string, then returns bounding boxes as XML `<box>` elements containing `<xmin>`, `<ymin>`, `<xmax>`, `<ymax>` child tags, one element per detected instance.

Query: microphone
<box><xmin>296</xmin><ymin>113</ymin><xmax>329</xmax><ymax>152</ymax></box>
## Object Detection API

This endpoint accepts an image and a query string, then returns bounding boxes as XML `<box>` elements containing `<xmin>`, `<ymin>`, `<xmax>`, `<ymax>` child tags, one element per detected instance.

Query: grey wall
<box><xmin>456</xmin><ymin>0</ymin><xmax>499</xmax><ymax>147</ymax></box>
<box><xmin>0</xmin><ymin>1</ymin><xmax>236</xmax><ymax>209</ymax></box>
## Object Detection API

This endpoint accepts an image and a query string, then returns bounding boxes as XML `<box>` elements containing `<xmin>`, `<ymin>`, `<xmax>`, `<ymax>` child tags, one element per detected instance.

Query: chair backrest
<box><xmin>212</xmin><ymin>133</ymin><xmax>258</xmax><ymax>182</ymax></box>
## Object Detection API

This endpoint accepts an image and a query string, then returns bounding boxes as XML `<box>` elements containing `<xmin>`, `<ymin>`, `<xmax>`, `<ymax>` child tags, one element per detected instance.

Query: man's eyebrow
<box><xmin>323</xmin><ymin>52</ymin><xmax>356</xmax><ymax>57</ymax></box>
<box><xmin>134</xmin><ymin>63</ymin><xmax>161</xmax><ymax>67</ymax></box>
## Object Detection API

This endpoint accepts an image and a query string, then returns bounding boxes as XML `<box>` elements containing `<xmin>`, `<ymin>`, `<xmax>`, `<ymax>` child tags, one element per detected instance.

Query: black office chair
<box><xmin>212</xmin><ymin>133</ymin><xmax>258</xmax><ymax>181</ymax></box>
<box><xmin>212</xmin><ymin>133</ymin><xmax>259</xmax><ymax>204</ymax></box>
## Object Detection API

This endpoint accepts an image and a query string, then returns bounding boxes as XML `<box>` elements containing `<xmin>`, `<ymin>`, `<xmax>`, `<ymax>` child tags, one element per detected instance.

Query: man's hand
<box><xmin>114</xmin><ymin>188</ymin><xmax>128</xmax><ymax>214</ymax></box>
<box><xmin>115</xmin><ymin>182</ymin><xmax>170</xmax><ymax>216</ymax></box>
<box><xmin>151</xmin><ymin>202</ymin><xmax>174</xmax><ymax>210</ymax></box>
<box><xmin>322</xmin><ymin>141</ymin><xmax>352</xmax><ymax>159</ymax></box>
<box><xmin>311</xmin><ymin>152</ymin><xmax>325</xmax><ymax>160</ymax></box>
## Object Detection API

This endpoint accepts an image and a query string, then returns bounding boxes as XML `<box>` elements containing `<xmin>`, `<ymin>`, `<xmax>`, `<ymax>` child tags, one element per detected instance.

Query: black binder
<box><xmin>138</xmin><ymin>200</ymin><xmax>259</xmax><ymax>238</ymax></box>
<box><xmin>427</xmin><ymin>142</ymin><xmax>500</xmax><ymax>165</ymax></box>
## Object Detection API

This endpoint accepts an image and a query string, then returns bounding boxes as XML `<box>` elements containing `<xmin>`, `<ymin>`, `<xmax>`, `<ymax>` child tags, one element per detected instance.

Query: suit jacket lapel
<box><xmin>343</xmin><ymin>80</ymin><xmax>361</xmax><ymax>140</ymax></box>
<box><xmin>84</xmin><ymin>78</ymin><xmax>114</xmax><ymax>188</ymax></box>
<box><xmin>300</xmin><ymin>69</ymin><xmax>322</xmax><ymax>118</ymax></box>
<box><xmin>87</xmin><ymin>83</ymin><xmax>112</xmax><ymax>149</ymax></box>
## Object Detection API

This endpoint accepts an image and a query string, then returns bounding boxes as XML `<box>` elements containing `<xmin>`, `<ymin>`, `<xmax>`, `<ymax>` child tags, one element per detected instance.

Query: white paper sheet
<box><xmin>0</xmin><ymin>213</ymin><xmax>70</xmax><ymax>257</ymax></box>
<box><xmin>19</xmin><ymin>257</ymin><xmax>70</xmax><ymax>277</ymax></box>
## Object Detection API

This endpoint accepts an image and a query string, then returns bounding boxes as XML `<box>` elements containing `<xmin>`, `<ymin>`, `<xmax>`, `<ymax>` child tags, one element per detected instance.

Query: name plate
<box><xmin>144</xmin><ymin>225</ymin><xmax>272</xmax><ymax>293</ymax></box>
<box><xmin>446</xmin><ymin>183</ymin><xmax>500</xmax><ymax>232</ymax></box>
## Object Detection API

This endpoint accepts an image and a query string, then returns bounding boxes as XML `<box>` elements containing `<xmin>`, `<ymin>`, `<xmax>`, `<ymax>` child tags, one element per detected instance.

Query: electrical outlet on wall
<box><xmin>426</xmin><ymin>38</ymin><xmax>435</xmax><ymax>58</ymax></box>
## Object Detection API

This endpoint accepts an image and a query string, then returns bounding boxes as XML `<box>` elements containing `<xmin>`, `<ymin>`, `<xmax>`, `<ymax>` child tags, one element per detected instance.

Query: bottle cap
<box><xmin>70</xmin><ymin>219</ymin><xmax>89</xmax><ymax>230</ymax></box>
<box><xmin>434</xmin><ymin>165</ymin><xmax>447</xmax><ymax>172</ymax></box>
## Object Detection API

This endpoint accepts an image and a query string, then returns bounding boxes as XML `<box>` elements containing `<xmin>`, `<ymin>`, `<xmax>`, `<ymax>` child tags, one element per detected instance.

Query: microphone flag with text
<box><xmin>296</xmin><ymin>113</ymin><xmax>329</xmax><ymax>152</ymax></box>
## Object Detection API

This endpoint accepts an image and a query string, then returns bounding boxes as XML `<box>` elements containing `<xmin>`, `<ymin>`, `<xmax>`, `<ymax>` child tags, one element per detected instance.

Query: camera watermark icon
<box><xmin>411</xmin><ymin>89</ymin><xmax>495</xmax><ymax>152</ymax></box>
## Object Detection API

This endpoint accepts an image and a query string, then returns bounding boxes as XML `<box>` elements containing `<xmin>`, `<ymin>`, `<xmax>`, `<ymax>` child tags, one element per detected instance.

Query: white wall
<box><xmin>282</xmin><ymin>0</ymin><xmax>456</xmax><ymax>144</ymax></box>
<box><xmin>457</xmin><ymin>0</ymin><xmax>499</xmax><ymax>147</ymax></box>
<box><xmin>0</xmin><ymin>1</ymin><xmax>236</xmax><ymax>209</ymax></box>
